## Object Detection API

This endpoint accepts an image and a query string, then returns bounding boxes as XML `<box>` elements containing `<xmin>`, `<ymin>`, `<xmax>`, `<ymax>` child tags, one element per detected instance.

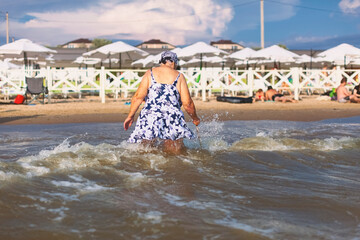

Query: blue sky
<box><xmin>0</xmin><ymin>0</ymin><xmax>359</xmax><ymax>50</ymax></box>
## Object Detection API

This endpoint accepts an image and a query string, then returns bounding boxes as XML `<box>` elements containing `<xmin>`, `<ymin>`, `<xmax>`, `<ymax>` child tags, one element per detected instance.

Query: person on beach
<box><xmin>265</xmin><ymin>86</ymin><xmax>297</xmax><ymax>103</ymax></box>
<box><xmin>124</xmin><ymin>51</ymin><xmax>200</xmax><ymax>153</ymax></box>
<box><xmin>336</xmin><ymin>78</ymin><xmax>360</xmax><ymax>103</ymax></box>
<box><xmin>253</xmin><ymin>89</ymin><xmax>265</xmax><ymax>102</ymax></box>
<box><xmin>279</xmin><ymin>81</ymin><xmax>292</xmax><ymax>96</ymax></box>
<box><xmin>352</xmin><ymin>84</ymin><xmax>360</xmax><ymax>101</ymax></box>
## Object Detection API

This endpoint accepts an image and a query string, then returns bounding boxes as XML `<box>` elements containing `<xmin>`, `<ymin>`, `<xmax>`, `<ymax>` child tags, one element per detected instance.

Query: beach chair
<box><xmin>25</xmin><ymin>77</ymin><xmax>48</xmax><ymax>104</ymax></box>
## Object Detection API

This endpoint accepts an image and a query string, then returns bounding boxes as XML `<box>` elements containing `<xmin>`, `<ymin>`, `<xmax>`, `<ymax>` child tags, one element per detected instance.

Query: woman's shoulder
<box><xmin>153</xmin><ymin>67</ymin><xmax>180</xmax><ymax>79</ymax></box>
<box><xmin>152</xmin><ymin>66</ymin><xmax>179</xmax><ymax>73</ymax></box>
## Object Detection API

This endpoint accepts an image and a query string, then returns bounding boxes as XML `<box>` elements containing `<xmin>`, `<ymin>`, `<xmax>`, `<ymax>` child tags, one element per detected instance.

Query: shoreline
<box><xmin>1</xmin><ymin>96</ymin><xmax>360</xmax><ymax>125</ymax></box>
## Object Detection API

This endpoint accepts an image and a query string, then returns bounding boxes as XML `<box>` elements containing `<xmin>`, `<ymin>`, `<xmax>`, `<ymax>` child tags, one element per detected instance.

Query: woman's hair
<box><xmin>160</xmin><ymin>56</ymin><xmax>174</xmax><ymax>64</ymax></box>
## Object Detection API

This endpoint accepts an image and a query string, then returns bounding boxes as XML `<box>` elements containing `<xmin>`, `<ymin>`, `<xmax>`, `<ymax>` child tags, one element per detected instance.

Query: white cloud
<box><xmin>293</xmin><ymin>35</ymin><xmax>337</xmax><ymax>43</ymax></box>
<box><xmin>7</xmin><ymin>0</ymin><xmax>234</xmax><ymax>46</ymax></box>
<box><xmin>339</xmin><ymin>0</ymin><xmax>360</xmax><ymax>14</ymax></box>
<box><xmin>265</xmin><ymin>0</ymin><xmax>300</xmax><ymax>22</ymax></box>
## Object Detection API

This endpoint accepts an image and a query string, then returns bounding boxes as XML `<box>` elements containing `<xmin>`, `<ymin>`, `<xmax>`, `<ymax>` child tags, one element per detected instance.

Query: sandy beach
<box><xmin>1</xmin><ymin>95</ymin><xmax>360</xmax><ymax>125</ymax></box>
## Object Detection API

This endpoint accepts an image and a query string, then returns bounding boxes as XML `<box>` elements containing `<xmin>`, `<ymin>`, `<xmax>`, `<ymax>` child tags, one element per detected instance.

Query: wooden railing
<box><xmin>1</xmin><ymin>67</ymin><xmax>359</xmax><ymax>102</ymax></box>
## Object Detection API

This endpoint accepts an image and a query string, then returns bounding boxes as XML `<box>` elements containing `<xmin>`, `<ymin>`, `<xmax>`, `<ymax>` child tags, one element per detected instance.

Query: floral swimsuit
<box><xmin>128</xmin><ymin>69</ymin><xmax>194</xmax><ymax>143</ymax></box>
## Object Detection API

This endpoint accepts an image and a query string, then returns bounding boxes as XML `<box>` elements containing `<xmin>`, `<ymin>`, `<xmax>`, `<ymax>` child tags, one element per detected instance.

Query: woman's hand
<box><xmin>192</xmin><ymin>117</ymin><xmax>200</xmax><ymax>126</ymax></box>
<box><xmin>124</xmin><ymin>116</ymin><xmax>134</xmax><ymax>130</ymax></box>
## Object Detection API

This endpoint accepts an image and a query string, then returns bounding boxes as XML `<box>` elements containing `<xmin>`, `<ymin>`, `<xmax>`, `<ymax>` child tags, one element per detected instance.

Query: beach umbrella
<box><xmin>227</xmin><ymin>47</ymin><xmax>256</xmax><ymax>60</ymax></box>
<box><xmin>0</xmin><ymin>39</ymin><xmax>57</xmax><ymax>66</ymax></box>
<box><xmin>132</xmin><ymin>48</ymin><xmax>183</xmax><ymax>68</ymax></box>
<box><xmin>132</xmin><ymin>55</ymin><xmax>159</xmax><ymax>68</ymax></box>
<box><xmin>73</xmin><ymin>56</ymin><xmax>101</xmax><ymax>66</ymax></box>
<box><xmin>294</xmin><ymin>54</ymin><xmax>328</xmax><ymax>69</ymax></box>
<box><xmin>249</xmin><ymin>45</ymin><xmax>300</xmax><ymax>69</ymax></box>
<box><xmin>235</xmin><ymin>59</ymin><xmax>273</xmax><ymax>68</ymax></box>
<box><xmin>250</xmin><ymin>45</ymin><xmax>299</xmax><ymax>63</ymax></box>
<box><xmin>177</xmin><ymin>41</ymin><xmax>228</xmax><ymax>69</ymax></box>
<box><xmin>317</xmin><ymin>43</ymin><xmax>360</xmax><ymax>67</ymax></box>
<box><xmin>0</xmin><ymin>59</ymin><xmax>21</xmax><ymax>69</ymax></box>
<box><xmin>152</xmin><ymin>48</ymin><xmax>183</xmax><ymax>64</ymax></box>
<box><xmin>227</xmin><ymin>48</ymin><xmax>257</xmax><ymax>69</ymax></box>
<box><xmin>83</xmin><ymin>41</ymin><xmax>148</xmax><ymax>69</ymax></box>
<box><xmin>183</xmin><ymin>56</ymin><xmax>225</xmax><ymax>68</ymax></box>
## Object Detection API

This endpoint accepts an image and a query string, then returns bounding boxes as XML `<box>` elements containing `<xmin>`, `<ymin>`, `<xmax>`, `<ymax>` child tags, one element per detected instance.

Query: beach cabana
<box><xmin>83</xmin><ymin>41</ymin><xmax>148</xmax><ymax>69</ymax></box>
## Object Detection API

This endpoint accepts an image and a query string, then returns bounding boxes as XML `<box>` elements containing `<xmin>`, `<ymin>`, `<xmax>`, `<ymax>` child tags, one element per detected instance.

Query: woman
<box><xmin>353</xmin><ymin>84</ymin><xmax>360</xmax><ymax>97</ymax></box>
<box><xmin>351</xmin><ymin>84</ymin><xmax>360</xmax><ymax>103</ymax></box>
<box><xmin>253</xmin><ymin>89</ymin><xmax>265</xmax><ymax>102</ymax></box>
<box><xmin>124</xmin><ymin>51</ymin><xmax>200</xmax><ymax>153</ymax></box>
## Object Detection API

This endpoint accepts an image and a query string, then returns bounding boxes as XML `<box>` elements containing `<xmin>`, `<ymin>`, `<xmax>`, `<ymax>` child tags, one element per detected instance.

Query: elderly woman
<box><xmin>124</xmin><ymin>51</ymin><xmax>200</xmax><ymax>153</ymax></box>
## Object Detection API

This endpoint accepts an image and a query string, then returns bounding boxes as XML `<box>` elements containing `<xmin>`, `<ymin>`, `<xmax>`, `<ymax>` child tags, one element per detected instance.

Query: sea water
<box><xmin>0</xmin><ymin>117</ymin><xmax>360</xmax><ymax>240</ymax></box>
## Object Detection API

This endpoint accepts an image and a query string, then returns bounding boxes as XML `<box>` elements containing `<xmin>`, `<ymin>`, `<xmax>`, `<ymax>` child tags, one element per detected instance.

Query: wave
<box><xmin>229</xmin><ymin>136</ymin><xmax>360</xmax><ymax>152</ymax></box>
<box><xmin>1</xmin><ymin>133</ymin><xmax>359</xmax><ymax>184</ymax></box>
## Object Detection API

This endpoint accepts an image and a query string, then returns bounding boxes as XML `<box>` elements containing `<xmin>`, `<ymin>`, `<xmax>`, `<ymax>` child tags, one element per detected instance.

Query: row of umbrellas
<box><xmin>130</xmin><ymin>43</ymin><xmax>360</xmax><ymax>68</ymax></box>
<box><xmin>1</xmin><ymin>38</ymin><xmax>360</xmax><ymax>70</ymax></box>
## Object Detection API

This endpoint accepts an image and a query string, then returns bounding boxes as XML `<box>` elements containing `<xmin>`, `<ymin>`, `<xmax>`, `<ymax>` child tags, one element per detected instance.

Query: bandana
<box><xmin>160</xmin><ymin>51</ymin><xmax>179</xmax><ymax>65</ymax></box>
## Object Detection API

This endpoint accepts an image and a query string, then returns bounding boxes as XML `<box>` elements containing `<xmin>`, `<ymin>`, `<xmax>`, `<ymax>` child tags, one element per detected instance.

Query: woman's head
<box><xmin>159</xmin><ymin>51</ymin><xmax>179</xmax><ymax>67</ymax></box>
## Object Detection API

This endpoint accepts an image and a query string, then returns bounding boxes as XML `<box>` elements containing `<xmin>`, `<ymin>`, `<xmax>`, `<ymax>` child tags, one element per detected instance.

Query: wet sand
<box><xmin>1</xmin><ymin>96</ymin><xmax>360</xmax><ymax>125</ymax></box>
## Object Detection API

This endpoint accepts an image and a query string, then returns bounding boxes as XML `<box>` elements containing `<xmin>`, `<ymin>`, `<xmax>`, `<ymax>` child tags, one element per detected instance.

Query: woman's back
<box><xmin>151</xmin><ymin>66</ymin><xmax>180</xmax><ymax>86</ymax></box>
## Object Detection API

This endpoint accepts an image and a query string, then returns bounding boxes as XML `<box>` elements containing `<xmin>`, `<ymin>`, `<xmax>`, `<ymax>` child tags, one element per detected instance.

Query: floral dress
<box><xmin>128</xmin><ymin>69</ymin><xmax>195</xmax><ymax>143</ymax></box>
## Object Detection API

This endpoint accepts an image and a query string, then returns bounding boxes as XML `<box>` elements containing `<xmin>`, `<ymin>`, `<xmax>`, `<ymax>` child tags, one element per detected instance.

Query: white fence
<box><xmin>1</xmin><ymin>66</ymin><xmax>359</xmax><ymax>102</ymax></box>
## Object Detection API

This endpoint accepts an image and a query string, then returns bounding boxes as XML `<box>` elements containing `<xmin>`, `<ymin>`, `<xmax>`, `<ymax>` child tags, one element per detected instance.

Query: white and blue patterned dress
<box><xmin>128</xmin><ymin>69</ymin><xmax>195</xmax><ymax>143</ymax></box>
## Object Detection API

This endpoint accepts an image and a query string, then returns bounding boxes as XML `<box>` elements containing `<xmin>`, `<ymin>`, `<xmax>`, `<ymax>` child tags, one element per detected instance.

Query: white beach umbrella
<box><xmin>154</xmin><ymin>48</ymin><xmax>183</xmax><ymax>62</ymax></box>
<box><xmin>295</xmin><ymin>54</ymin><xmax>326</xmax><ymax>64</ymax></box>
<box><xmin>317</xmin><ymin>43</ymin><xmax>360</xmax><ymax>66</ymax></box>
<box><xmin>83</xmin><ymin>41</ymin><xmax>148</xmax><ymax>68</ymax></box>
<box><xmin>0</xmin><ymin>59</ymin><xmax>21</xmax><ymax>69</ymax></box>
<box><xmin>349</xmin><ymin>58</ymin><xmax>360</xmax><ymax>66</ymax></box>
<box><xmin>228</xmin><ymin>47</ymin><xmax>256</xmax><ymax>60</ymax></box>
<box><xmin>177</xmin><ymin>41</ymin><xmax>228</xmax><ymax>69</ymax></box>
<box><xmin>206</xmin><ymin>56</ymin><xmax>224</xmax><ymax>63</ymax></box>
<box><xmin>178</xmin><ymin>41</ymin><xmax>228</xmax><ymax>58</ymax></box>
<box><xmin>0</xmin><ymin>39</ymin><xmax>56</xmax><ymax>56</ymax></box>
<box><xmin>132</xmin><ymin>48</ymin><xmax>184</xmax><ymax>68</ymax></box>
<box><xmin>131</xmin><ymin>56</ymin><xmax>150</xmax><ymax>68</ymax></box>
<box><xmin>73</xmin><ymin>56</ymin><xmax>101</xmax><ymax>65</ymax></box>
<box><xmin>235</xmin><ymin>59</ymin><xmax>273</xmax><ymax>66</ymax></box>
<box><xmin>251</xmin><ymin>45</ymin><xmax>299</xmax><ymax>62</ymax></box>
<box><xmin>293</xmin><ymin>54</ymin><xmax>330</xmax><ymax>69</ymax></box>
<box><xmin>182</xmin><ymin>56</ymin><xmax>225</xmax><ymax>68</ymax></box>
<box><xmin>0</xmin><ymin>39</ymin><xmax>57</xmax><ymax>66</ymax></box>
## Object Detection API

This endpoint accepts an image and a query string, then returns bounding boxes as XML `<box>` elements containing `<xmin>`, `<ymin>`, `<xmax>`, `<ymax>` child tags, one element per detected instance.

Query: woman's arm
<box><xmin>178</xmin><ymin>74</ymin><xmax>200</xmax><ymax>126</ymax></box>
<box><xmin>123</xmin><ymin>70</ymin><xmax>150</xmax><ymax>130</ymax></box>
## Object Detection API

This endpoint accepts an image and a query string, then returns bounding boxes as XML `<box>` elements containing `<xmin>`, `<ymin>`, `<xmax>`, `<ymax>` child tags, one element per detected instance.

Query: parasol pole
<box><xmin>260</xmin><ymin>0</ymin><xmax>265</xmax><ymax>49</ymax></box>
<box><xmin>119</xmin><ymin>53</ymin><xmax>122</xmax><ymax>69</ymax></box>
<box><xmin>6</xmin><ymin>12</ymin><xmax>9</xmax><ymax>44</ymax></box>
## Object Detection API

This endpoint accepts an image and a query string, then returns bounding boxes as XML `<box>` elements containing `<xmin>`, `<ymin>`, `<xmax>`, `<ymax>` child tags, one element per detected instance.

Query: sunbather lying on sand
<box><xmin>265</xmin><ymin>86</ymin><xmax>297</xmax><ymax>103</ymax></box>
